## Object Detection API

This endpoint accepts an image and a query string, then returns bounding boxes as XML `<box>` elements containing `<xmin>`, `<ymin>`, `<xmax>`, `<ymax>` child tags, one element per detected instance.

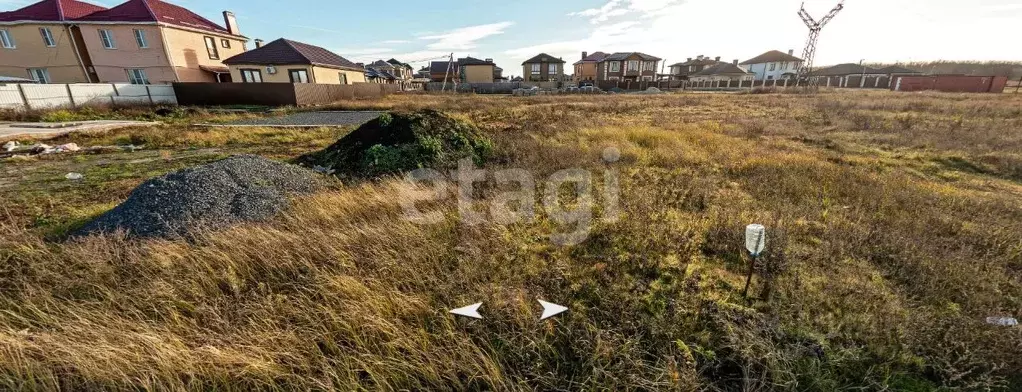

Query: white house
<box><xmin>740</xmin><ymin>50</ymin><xmax>804</xmax><ymax>81</ymax></box>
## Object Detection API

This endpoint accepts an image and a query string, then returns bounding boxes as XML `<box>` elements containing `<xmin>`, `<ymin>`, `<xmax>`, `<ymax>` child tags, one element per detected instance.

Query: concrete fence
<box><xmin>173</xmin><ymin>82</ymin><xmax>401</xmax><ymax>106</ymax></box>
<box><xmin>0</xmin><ymin>83</ymin><xmax>177</xmax><ymax>110</ymax></box>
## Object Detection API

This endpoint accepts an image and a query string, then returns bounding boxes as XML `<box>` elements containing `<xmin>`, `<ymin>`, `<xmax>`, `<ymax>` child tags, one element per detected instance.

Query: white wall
<box><xmin>0</xmin><ymin>83</ymin><xmax>178</xmax><ymax>110</ymax></box>
<box><xmin>747</xmin><ymin>61</ymin><xmax>801</xmax><ymax>81</ymax></box>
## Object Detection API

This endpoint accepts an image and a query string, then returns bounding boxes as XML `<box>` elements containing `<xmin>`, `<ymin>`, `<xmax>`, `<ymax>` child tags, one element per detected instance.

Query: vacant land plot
<box><xmin>1</xmin><ymin>91</ymin><xmax>1020</xmax><ymax>391</ymax></box>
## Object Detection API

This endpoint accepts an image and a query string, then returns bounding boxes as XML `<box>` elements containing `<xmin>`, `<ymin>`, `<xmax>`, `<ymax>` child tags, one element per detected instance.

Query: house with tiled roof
<box><xmin>740</xmin><ymin>49</ymin><xmax>803</xmax><ymax>81</ymax></box>
<box><xmin>595</xmin><ymin>52</ymin><xmax>661</xmax><ymax>82</ymax></box>
<box><xmin>688</xmin><ymin>60</ymin><xmax>755</xmax><ymax>83</ymax></box>
<box><xmin>0</xmin><ymin>0</ymin><xmax>248</xmax><ymax>84</ymax></box>
<box><xmin>222</xmin><ymin>38</ymin><xmax>366</xmax><ymax>84</ymax></box>
<box><xmin>668</xmin><ymin>55</ymin><xmax>722</xmax><ymax>81</ymax></box>
<box><xmin>0</xmin><ymin>0</ymin><xmax>107</xmax><ymax>82</ymax></box>
<box><xmin>521</xmin><ymin>53</ymin><xmax>564</xmax><ymax>82</ymax></box>
<box><xmin>573</xmin><ymin>51</ymin><xmax>607</xmax><ymax>82</ymax></box>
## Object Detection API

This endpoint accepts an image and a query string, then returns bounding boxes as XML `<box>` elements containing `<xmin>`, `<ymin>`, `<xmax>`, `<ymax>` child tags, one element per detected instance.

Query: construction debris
<box><xmin>987</xmin><ymin>317</ymin><xmax>1019</xmax><ymax>326</ymax></box>
<box><xmin>2</xmin><ymin>141</ymin><xmax>17</xmax><ymax>152</ymax></box>
<box><xmin>65</xmin><ymin>172</ymin><xmax>84</xmax><ymax>181</ymax></box>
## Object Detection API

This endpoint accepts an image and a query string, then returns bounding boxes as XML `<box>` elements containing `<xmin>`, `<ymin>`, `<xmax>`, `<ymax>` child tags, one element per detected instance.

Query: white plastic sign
<box><xmin>745</xmin><ymin>224</ymin><xmax>766</xmax><ymax>256</ymax></box>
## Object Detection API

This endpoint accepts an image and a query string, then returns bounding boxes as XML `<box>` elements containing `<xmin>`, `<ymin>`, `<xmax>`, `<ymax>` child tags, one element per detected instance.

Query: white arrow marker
<box><xmin>449</xmin><ymin>303</ymin><xmax>484</xmax><ymax>319</ymax></box>
<box><xmin>538</xmin><ymin>300</ymin><xmax>568</xmax><ymax>320</ymax></box>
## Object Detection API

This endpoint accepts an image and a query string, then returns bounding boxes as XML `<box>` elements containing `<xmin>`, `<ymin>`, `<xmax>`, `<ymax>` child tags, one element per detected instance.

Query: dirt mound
<box><xmin>297</xmin><ymin>109</ymin><xmax>492</xmax><ymax>178</ymax></box>
<box><xmin>74</xmin><ymin>155</ymin><xmax>321</xmax><ymax>239</ymax></box>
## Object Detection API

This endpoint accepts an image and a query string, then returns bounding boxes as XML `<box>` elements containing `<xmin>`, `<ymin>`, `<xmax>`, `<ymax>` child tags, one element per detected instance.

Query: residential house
<box><xmin>596</xmin><ymin>52</ymin><xmax>661</xmax><ymax>82</ymax></box>
<box><xmin>493</xmin><ymin>66</ymin><xmax>504</xmax><ymax>81</ymax></box>
<box><xmin>427</xmin><ymin>60</ymin><xmax>456</xmax><ymax>82</ymax></box>
<box><xmin>667</xmin><ymin>55</ymin><xmax>720</xmax><ymax>81</ymax></box>
<box><xmin>809</xmin><ymin>63</ymin><xmax>885</xmax><ymax>87</ymax></box>
<box><xmin>457</xmin><ymin>57</ymin><xmax>495</xmax><ymax>83</ymax></box>
<box><xmin>875</xmin><ymin>65</ymin><xmax>922</xmax><ymax>77</ymax></box>
<box><xmin>222</xmin><ymin>38</ymin><xmax>366</xmax><ymax>84</ymax></box>
<box><xmin>521</xmin><ymin>53</ymin><xmax>565</xmax><ymax>82</ymax></box>
<box><xmin>0</xmin><ymin>0</ymin><xmax>248</xmax><ymax>84</ymax></box>
<box><xmin>0</xmin><ymin>0</ymin><xmax>106</xmax><ymax>83</ymax></box>
<box><xmin>688</xmin><ymin>60</ymin><xmax>755</xmax><ymax>83</ymax></box>
<box><xmin>366</xmin><ymin>60</ymin><xmax>398</xmax><ymax>84</ymax></box>
<box><xmin>573</xmin><ymin>51</ymin><xmax>607</xmax><ymax>82</ymax></box>
<box><xmin>385</xmin><ymin>58</ymin><xmax>413</xmax><ymax>79</ymax></box>
<box><xmin>740</xmin><ymin>49</ymin><xmax>803</xmax><ymax>81</ymax></box>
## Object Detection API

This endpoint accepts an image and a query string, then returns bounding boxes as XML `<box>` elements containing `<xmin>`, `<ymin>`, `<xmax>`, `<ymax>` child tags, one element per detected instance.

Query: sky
<box><xmin>3</xmin><ymin>0</ymin><xmax>1021</xmax><ymax>77</ymax></box>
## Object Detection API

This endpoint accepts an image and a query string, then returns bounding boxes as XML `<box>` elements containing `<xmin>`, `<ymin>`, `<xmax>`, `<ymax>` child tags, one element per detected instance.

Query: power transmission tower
<box><xmin>796</xmin><ymin>1</ymin><xmax>844</xmax><ymax>88</ymax></box>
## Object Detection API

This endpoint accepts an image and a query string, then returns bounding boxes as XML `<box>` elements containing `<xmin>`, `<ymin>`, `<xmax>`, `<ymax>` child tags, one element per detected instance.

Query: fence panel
<box><xmin>147</xmin><ymin>85</ymin><xmax>178</xmax><ymax>104</ymax></box>
<box><xmin>0</xmin><ymin>84</ymin><xmax>23</xmax><ymax>109</ymax></box>
<box><xmin>112</xmin><ymin>84</ymin><xmax>150</xmax><ymax>105</ymax></box>
<box><xmin>69</xmin><ymin>84</ymin><xmax>117</xmax><ymax>106</ymax></box>
<box><xmin>21</xmin><ymin>84</ymin><xmax>73</xmax><ymax>109</ymax></box>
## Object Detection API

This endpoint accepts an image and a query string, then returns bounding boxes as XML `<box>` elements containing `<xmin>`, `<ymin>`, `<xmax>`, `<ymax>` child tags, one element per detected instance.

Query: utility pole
<box><xmin>796</xmin><ymin>1</ymin><xmax>845</xmax><ymax>89</ymax></box>
<box><xmin>441</xmin><ymin>53</ymin><xmax>454</xmax><ymax>92</ymax></box>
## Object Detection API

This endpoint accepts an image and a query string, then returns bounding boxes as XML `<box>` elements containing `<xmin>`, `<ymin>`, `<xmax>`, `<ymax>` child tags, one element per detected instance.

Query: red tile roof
<box><xmin>75</xmin><ymin>0</ymin><xmax>234</xmax><ymax>36</ymax></box>
<box><xmin>223</xmin><ymin>38</ymin><xmax>363</xmax><ymax>72</ymax></box>
<box><xmin>0</xmin><ymin>0</ymin><xmax>106</xmax><ymax>22</ymax></box>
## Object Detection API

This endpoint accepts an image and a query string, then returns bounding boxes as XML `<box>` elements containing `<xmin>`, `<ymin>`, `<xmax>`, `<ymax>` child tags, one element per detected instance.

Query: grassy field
<box><xmin>1</xmin><ymin>90</ymin><xmax>1021</xmax><ymax>391</ymax></box>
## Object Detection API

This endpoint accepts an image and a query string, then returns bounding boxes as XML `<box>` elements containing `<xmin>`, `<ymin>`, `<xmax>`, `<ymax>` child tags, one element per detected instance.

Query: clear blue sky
<box><xmin>4</xmin><ymin>0</ymin><xmax>1021</xmax><ymax>77</ymax></box>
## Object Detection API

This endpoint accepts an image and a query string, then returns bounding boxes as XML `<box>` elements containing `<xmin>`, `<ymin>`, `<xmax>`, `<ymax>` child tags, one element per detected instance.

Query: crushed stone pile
<box><xmin>298</xmin><ymin>109</ymin><xmax>493</xmax><ymax>178</ymax></box>
<box><xmin>75</xmin><ymin>155</ymin><xmax>321</xmax><ymax>239</ymax></box>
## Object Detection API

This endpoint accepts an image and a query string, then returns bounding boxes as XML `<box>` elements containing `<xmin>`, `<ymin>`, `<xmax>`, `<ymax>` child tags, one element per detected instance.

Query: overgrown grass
<box><xmin>1</xmin><ymin>91</ymin><xmax>1021</xmax><ymax>390</ymax></box>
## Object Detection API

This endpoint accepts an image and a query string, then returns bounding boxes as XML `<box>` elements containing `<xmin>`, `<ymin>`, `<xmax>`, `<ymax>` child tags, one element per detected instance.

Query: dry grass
<box><xmin>1</xmin><ymin>90</ymin><xmax>1021</xmax><ymax>390</ymax></box>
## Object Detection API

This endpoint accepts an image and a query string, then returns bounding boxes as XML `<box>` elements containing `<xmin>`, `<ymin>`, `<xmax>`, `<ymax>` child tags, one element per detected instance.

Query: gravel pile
<box><xmin>228</xmin><ymin>111</ymin><xmax>383</xmax><ymax>126</ymax></box>
<box><xmin>75</xmin><ymin>155</ymin><xmax>321</xmax><ymax>239</ymax></box>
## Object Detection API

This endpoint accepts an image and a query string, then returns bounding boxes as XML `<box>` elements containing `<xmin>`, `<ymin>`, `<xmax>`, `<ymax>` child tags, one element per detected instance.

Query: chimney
<box><xmin>697</xmin><ymin>55</ymin><xmax>703</xmax><ymax>60</ymax></box>
<box><xmin>715</xmin><ymin>56</ymin><xmax>721</xmax><ymax>62</ymax></box>
<box><xmin>582</xmin><ymin>51</ymin><xmax>588</xmax><ymax>59</ymax></box>
<box><xmin>254</xmin><ymin>39</ymin><xmax>263</xmax><ymax>48</ymax></box>
<box><xmin>222</xmin><ymin>11</ymin><xmax>239</xmax><ymax>35</ymax></box>
<box><xmin>687</xmin><ymin>57</ymin><xmax>692</xmax><ymax>62</ymax></box>
<box><xmin>356</xmin><ymin>62</ymin><xmax>364</xmax><ymax>68</ymax></box>
<box><xmin>733</xmin><ymin>59</ymin><xmax>739</xmax><ymax>65</ymax></box>
<box><xmin>788</xmin><ymin>49</ymin><xmax>794</xmax><ymax>55</ymax></box>
<box><xmin>485</xmin><ymin>58</ymin><xmax>493</xmax><ymax>62</ymax></box>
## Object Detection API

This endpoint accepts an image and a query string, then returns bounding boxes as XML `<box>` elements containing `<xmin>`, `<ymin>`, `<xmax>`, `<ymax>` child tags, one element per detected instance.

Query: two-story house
<box><xmin>595</xmin><ymin>52</ymin><xmax>661</xmax><ymax>82</ymax></box>
<box><xmin>667</xmin><ymin>56</ymin><xmax>721</xmax><ymax>81</ymax></box>
<box><xmin>458</xmin><ymin>57</ymin><xmax>495</xmax><ymax>83</ymax></box>
<box><xmin>521</xmin><ymin>53</ymin><xmax>564</xmax><ymax>82</ymax></box>
<box><xmin>385</xmin><ymin>58</ymin><xmax>413</xmax><ymax>80</ymax></box>
<box><xmin>0</xmin><ymin>0</ymin><xmax>107</xmax><ymax>83</ymax></box>
<box><xmin>0</xmin><ymin>0</ymin><xmax>247</xmax><ymax>84</ymax></box>
<box><xmin>573</xmin><ymin>51</ymin><xmax>607</xmax><ymax>82</ymax></box>
<box><xmin>739</xmin><ymin>49</ymin><xmax>803</xmax><ymax>81</ymax></box>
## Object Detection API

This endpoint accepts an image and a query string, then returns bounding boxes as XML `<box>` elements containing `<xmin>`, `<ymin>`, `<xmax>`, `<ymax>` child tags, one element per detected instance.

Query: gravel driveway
<box><xmin>227</xmin><ymin>111</ymin><xmax>383</xmax><ymax>126</ymax></box>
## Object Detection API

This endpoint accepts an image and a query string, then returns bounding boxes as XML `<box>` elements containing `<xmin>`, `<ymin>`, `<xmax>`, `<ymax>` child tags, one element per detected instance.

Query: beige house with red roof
<box><xmin>0</xmin><ymin>0</ymin><xmax>247</xmax><ymax>84</ymax></box>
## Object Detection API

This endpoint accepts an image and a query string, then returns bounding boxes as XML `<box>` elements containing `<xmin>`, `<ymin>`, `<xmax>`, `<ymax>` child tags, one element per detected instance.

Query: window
<box><xmin>609</xmin><ymin>61</ymin><xmax>620</xmax><ymax>72</ymax></box>
<box><xmin>204</xmin><ymin>36</ymin><xmax>219</xmax><ymax>59</ymax></box>
<box><xmin>133</xmin><ymin>29</ymin><xmax>148</xmax><ymax>48</ymax></box>
<box><xmin>768</xmin><ymin>63</ymin><xmax>776</xmax><ymax>71</ymax></box>
<box><xmin>531</xmin><ymin>63</ymin><xmax>540</xmax><ymax>74</ymax></box>
<box><xmin>627</xmin><ymin>60</ymin><xmax>639</xmax><ymax>71</ymax></box>
<box><xmin>339</xmin><ymin>73</ymin><xmax>348</xmax><ymax>84</ymax></box>
<box><xmin>288</xmin><ymin>69</ymin><xmax>309</xmax><ymax>83</ymax></box>
<box><xmin>126</xmin><ymin>68</ymin><xmax>149</xmax><ymax>84</ymax></box>
<box><xmin>548</xmin><ymin>63</ymin><xmax>557</xmax><ymax>73</ymax></box>
<box><xmin>99</xmin><ymin>29</ymin><xmax>115</xmax><ymax>49</ymax></box>
<box><xmin>39</xmin><ymin>28</ymin><xmax>55</xmax><ymax>47</ymax></box>
<box><xmin>240</xmin><ymin>69</ymin><xmax>262</xmax><ymax>83</ymax></box>
<box><xmin>27</xmin><ymin>68</ymin><xmax>50</xmax><ymax>83</ymax></box>
<box><xmin>221</xmin><ymin>39</ymin><xmax>230</xmax><ymax>48</ymax></box>
<box><xmin>0</xmin><ymin>29</ymin><xmax>14</xmax><ymax>48</ymax></box>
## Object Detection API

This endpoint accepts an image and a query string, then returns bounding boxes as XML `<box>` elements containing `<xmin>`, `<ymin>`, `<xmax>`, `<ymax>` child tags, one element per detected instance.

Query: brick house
<box><xmin>595</xmin><ymin>52</ymin><xmax>661</xmax><ymax>82</ymax></box>
<box><xmin>521</xmin><ymin>53</ymin><xmax>565</xmax><ymax>82</ymax></box>
<box><xmin>667</xmin><ymin>55</ymin><xmax>721</xmax><ymax>81</ymax></box>
<box><xmin>0</xmin><ymin>0</ymin><xmax>248</xmax><ymax>84</ymax></box>
<box><xmin>572</xmin><ymin>51</ymin><xmax>607</xmax><ymax>82</ymax></box>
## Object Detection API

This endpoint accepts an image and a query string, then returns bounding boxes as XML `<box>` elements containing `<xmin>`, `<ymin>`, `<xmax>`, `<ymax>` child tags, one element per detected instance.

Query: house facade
<box><xmin>595</xmin><ymin>52</ymin><xmax>661</xmax><ymax>82</ymax></box>
<box><xmin>458</xmin><ymin>57</ymin><xmax>495</xmax><ymax>83</ymax></box>
<box><xmin>668</xmin><ymin>56</ymin><xmax>721</xmax><ymax>80</ymax></box>
<box><xmin>0</xmin><ymin>0</ymin><xmax>248</xmax><ymax>84</ymax></box>
<box><xmin>688</xmin><ymin>60</ymin><xmax>755</xmax><ymax>82</ymax></box>
<box><xmin>521</xmin><ymin>53</ymin><xmax>564</xmax><ymax>82</ymax></box>
<box><xmin>573</xmin><ymin>51</ymin><xmax>607</xmax><ymax>82</ymax></box>
<box><xmin>0</xmin><ymin>0</ymin><xmax>106</xmax><ymax>83</ymax></box>
<box><xmin>223</xmin><ymin>38</ymin><xmax>366</xmax><ymax>84</ymax></box>
<box><xmin>740</xmin><ymin>49</ymin><xmax>803</xmax><ymax>81</ymax></box>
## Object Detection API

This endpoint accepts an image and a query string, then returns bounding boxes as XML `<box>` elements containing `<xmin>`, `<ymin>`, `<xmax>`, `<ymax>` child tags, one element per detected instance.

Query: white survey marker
<box><xmin>745</xmin><ymin>224</ymin><xmax>766</xmax><ymax>256</ymax></box>
<box><xmin>450</xmin><ymin>303</ymin><xmax>484</xmax><ymax>319</ymax></box>
<box><xmin>538</xmin><ymin>300</ymin><xmax>568</xmax><ymax>320</ymax></box>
